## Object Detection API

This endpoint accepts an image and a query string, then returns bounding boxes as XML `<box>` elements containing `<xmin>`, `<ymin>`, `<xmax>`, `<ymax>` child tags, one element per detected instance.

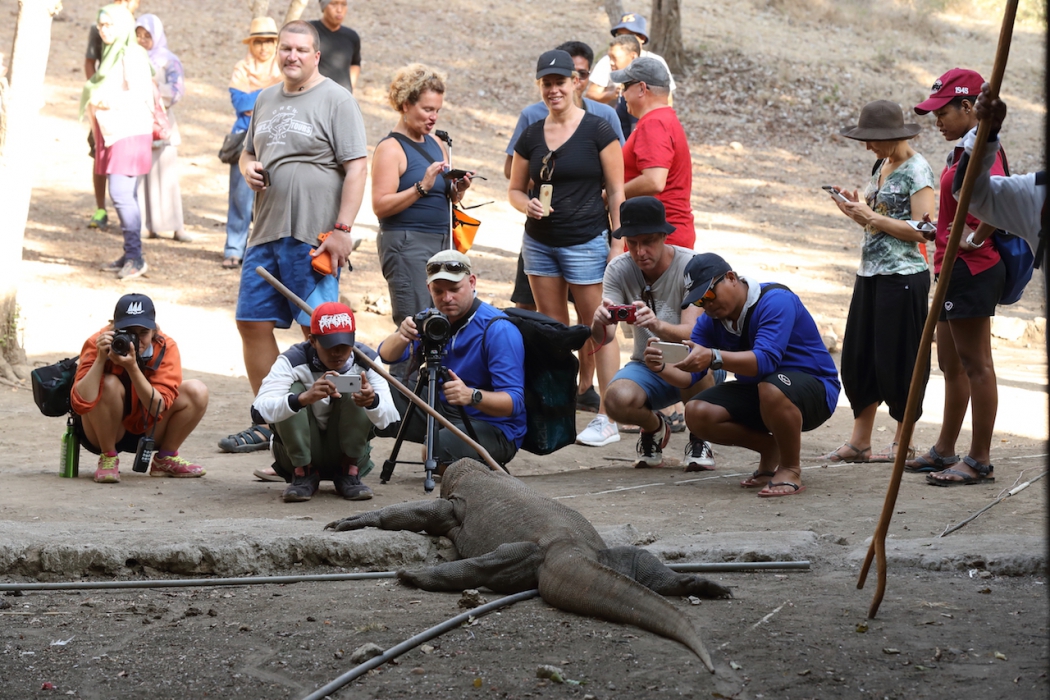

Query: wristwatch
<box><xmin>471</xmin><ymin>389</ymin><xmax>483</xmax><ymax>405</ymax></box>
<box><xmin>709</xmin><ymin>348</ymin><xmax>724</xmax><ymax>371</ymax></box>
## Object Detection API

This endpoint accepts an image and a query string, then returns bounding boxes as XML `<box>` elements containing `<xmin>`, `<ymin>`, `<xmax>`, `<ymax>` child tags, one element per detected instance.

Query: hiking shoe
<box><xmin>684</xmin><ymin>438</ymin><xmax>716</xmax><ymax>472</ymax></box>
<box><xmin>634</xmin><ymin>413</ymin><xmax>671</xmax><ymax>468</ymax></box>
<box><xmin>99</xmin><ymin>257</ymin><xmax>126</xmax><ymax>272</ymax></box>
<box><xmin>333</xmin><ymin>472</ymin><xmax>374</xmax><ymax>500</ymax></box>
<box><xmin>94</xmin><ymin>454</ymin><xmax>120</xmax><ymax>483</ymax></box>
<box><xmin>576</xmin><ymin>414</ymin><xmax>619</xmax><ymax>447</ymax></box>
<box><xmin>576</xmin><ymin>386</ymin><xmax>600</xmax><ymax>413</ymax></box>
<box><xmin>283</xmin><ymin>470</ymin><xmax>320</xmax><ymax>502</ymax></box>
<box><xmin>117</xmin><ymin>258</ymin><xmax>148</xmax><ymax>280</ymax></box>
<box><xmin>89</xmin><ymin>208</ymin><xmax>108</xmax><ymax>229</ymax></box>
<box><xmin>150</xmin><ymin>454</ymin><xmax>205</xmax><ymax>478</ymax></box>
<box><xmin>219</xmin><ymin>424</ymin><xmax>272</xmax><ymax>453</ymax></box>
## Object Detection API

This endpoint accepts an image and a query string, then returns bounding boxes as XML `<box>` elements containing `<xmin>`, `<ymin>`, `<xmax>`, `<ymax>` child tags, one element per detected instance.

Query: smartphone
<box><xmin>330</xmin><ymin>374</ymin><xmax>362</xmax><ymax>395</ymax></box>
<box><xmin>260</xmin><ymin>168</ymin><xmax>271</xmax><ymax>187</ymax></box>
<box><xmin>539</xmin><ymin>184</ymin><xmax>553</xmax><ymax>217</ymax></box>
<box><xmin>652</xmin><ymin>341</ymin><xmax>689</xmax><ymax>365</ymax></box>
<box><xmin>442</xmin><ymin>169</ymin><xmax>475</xmax><ymax>180</ymax></box>
<box><xmin>822</xmin><ymin>185</ymin><xmax>849</xmax><ymax>203</ymax></box>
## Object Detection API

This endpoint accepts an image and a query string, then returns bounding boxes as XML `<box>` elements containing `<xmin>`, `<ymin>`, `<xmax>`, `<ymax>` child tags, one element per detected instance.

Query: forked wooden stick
<box><xmin>856</xmin><ymin>0</ymin><xmax>1019</xmax><ymax>619</ymax></box>
<box><xmin>255</xmin><ymin>266</ymin><xmax>507</xmax><ymax>475</ymax></box>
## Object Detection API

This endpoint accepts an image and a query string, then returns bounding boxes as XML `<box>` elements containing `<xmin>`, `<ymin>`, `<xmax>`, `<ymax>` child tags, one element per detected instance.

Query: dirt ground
<box><xmin>1</xmin><ymin>0</ymin><xmax>1048</xmax><ymax>698</ymax></box>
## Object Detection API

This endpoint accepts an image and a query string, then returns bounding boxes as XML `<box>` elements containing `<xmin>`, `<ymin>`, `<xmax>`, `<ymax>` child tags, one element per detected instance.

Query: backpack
<box><xmin>30</xmin><ymin>356</ymin><xmax>79</xmax><ymax>417</ymax></box>
<box><xmin>483</xmin><ymin>308</ymin><xmax>590</xmax><ymax>455</ymax></box>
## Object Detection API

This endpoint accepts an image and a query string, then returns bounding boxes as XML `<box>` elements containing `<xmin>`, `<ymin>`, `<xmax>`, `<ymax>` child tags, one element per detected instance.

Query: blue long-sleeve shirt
<box><xmin>230</xmin><ymin>87</ymin><xmax>262</xmax><ymax>133</ymax></box>
<box><xmin>690</xmin><ymin>283</ymin><xmax>840</xmax><ymax>414</ymax></box>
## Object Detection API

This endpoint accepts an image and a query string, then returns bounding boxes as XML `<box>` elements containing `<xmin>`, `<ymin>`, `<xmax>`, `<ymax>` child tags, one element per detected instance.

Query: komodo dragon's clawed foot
<box><xmin>687</xmin><ymin>577</ymin><xmax>733</xmax><ymax>599</ymax></box>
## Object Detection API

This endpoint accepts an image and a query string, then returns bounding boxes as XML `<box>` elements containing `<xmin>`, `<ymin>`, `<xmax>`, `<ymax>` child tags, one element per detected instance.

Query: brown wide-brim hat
<box><xmin>839</xmin><ymin>100</ymin><xmax>921</xmax><ymax>141</ymax></box>
<box><xmin>243</xmin><ymin>17</ymin><xmax>279</xmax><ymax>44</ymax></box>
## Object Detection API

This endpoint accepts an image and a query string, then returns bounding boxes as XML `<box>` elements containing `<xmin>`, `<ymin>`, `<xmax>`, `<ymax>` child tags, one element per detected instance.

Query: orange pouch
<box><xmin>311</xmin><ymin>231</ymin><xmax>334</xmax><ymax>276</ymax></box>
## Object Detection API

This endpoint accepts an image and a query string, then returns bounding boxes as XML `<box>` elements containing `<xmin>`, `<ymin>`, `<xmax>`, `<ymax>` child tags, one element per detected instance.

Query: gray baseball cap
<box><xmin>609</xmin><ymin>56</ymin><xmax>670</xmax><ymax>88</ymax></box>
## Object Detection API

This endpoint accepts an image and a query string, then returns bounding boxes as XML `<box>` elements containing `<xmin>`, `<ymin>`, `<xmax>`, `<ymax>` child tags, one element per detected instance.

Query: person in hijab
<box><xmin>223</xmin><ymin>17</ymin><xmax>282</xmax><ymax>269</ymax></box>
<box><xmin>81</xmin><ymin>3</ymin><xmax>154</xmax><ymax>280</ymax></box>
<box><xmin>135</xmin><ymin>14</ymin><xmax>189</xmax><ymax>243</ymax></box>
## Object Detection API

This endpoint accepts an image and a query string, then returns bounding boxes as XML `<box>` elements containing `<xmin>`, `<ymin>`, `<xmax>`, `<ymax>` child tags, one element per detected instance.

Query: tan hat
<box><xmin>243</xmin><ymin>17</ymin><xmax>279</xmax><ymax>44</ymax></box>
<box><xmin>426</xmin><ymin>250</ymin><xmax>472</xmax><ymax>285</ymax></box>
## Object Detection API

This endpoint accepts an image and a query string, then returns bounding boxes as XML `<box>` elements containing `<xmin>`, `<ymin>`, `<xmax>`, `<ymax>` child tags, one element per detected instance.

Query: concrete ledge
<box><xmin>646</xmin><ymin>531</ymin><xmax>820</xmax><ymax>563</ymax></box>
<box><xmin>847</xmin><ymin>534</ymin><xmax>1047</xmax><ymax>576</ymax></box>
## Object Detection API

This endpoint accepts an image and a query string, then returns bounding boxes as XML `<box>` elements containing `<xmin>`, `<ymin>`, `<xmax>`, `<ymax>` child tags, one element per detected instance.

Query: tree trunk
<box><xmin>603</xmin><ymin>0</ymin><xmax>624</xmax><ymax>27</ymax></box>
<box><xmin>0</xmin><ymin>0</ymin><xmax>62</xmax><ymax>368</ymax></box>
<box><xmin>648</xmin><ymin>0</ymin><xmax>684</xmax><ymax>74</ymax></box>
<box><xmin>249</xmin><ymin>0</ymin><xmax>269</xmax><ymax>19</ymax></box>
<box><xmin>283</xmin><ymin>0</ymin><xmax>309</xmax><ymax>24</ymax></box>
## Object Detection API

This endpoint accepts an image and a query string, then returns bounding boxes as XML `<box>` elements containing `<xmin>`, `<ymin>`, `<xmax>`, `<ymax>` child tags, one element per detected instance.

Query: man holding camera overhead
<box><xmin>71</xmin><ymin>294</ymin><xmax>209</xmax><ymax>484</ymax></box>
<box><xmin>377</xmin><ymin>250</ymin><xmax>526</xmax><ymax>468</ymax></box>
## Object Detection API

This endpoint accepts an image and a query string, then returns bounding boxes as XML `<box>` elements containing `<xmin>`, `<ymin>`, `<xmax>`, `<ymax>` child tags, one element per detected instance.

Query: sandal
<box><xmin>820</xmin><ymin>442</ymin><xmax>871</xmax><ymax>464</ymax></box>
<box><xmin>740</xmin><ymin>470</ymin><xmax>776</xmax><ymax>488</ymax></box>
<box><xmin>222</xmin><ymin>257</ymin><xmax>241</xmax><ymax>270</ymax></box>
<box><xmin>905</xmin><ymin>446</ymin><xmax>960</xmax><ymax>473</ymax></box>
<box><xmin>869</xmin><ymin>442</ymin><xmax>917</xmax><ymax>463</ymax></box>
<box><xmin>218</xmin><ymin>424</ymin><xmax>272</xmax><ymax>453</ymax></box>
<box><xmin>663</xmin><ymin>411</ymin><xmax>686</xmax><ymax>434</ymax></box>
<box><xmin>758</xmin><ymin>481</ymin><xmax>806</xmax><ymax>497</ymax></box>
<box><xmin>925</xmin><ymin>456</ymin><xmax>995</xmax><ymax>487</ymax></box>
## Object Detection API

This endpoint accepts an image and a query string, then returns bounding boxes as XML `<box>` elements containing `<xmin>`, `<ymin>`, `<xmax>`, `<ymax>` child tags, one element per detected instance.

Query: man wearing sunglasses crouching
<box><xmin>645</xmin><ymin>254</ymin><xmax>840</xmax><ymax>497</ymax></box>
<box><xmin>377</xmin><ymin>250</ymin><xmax>526</xmax><ymax>470</ymax></box>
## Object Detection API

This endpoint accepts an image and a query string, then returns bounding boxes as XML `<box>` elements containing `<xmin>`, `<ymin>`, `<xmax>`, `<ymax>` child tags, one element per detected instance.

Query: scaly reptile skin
<box><xmin>326</xmin><ymin>459</ymin><xmax>730</xmax><ymax>672</ymax></box>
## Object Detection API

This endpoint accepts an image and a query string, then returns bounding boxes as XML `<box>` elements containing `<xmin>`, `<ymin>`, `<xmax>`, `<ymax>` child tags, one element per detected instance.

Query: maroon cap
<box><xmin>913</xmin><ymin>68</ymin><xmax>983</xmax><ymax>115</ymax></box>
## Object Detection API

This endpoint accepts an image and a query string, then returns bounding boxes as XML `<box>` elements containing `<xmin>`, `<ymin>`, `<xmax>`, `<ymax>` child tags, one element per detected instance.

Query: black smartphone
<box><xmin>442</xmin><ymin>169</ymin><xmax>479</xmax><ymax>180</ymax></box>
<box><xmin>260</xmin><ymin>169</ymin><xmax>271</xmax><ymax>187</ymax></box>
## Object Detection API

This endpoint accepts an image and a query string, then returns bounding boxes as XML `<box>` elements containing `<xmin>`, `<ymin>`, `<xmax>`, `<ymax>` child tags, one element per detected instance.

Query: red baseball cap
<box><xmin>310</xmin><ymin>302</ymin><xmax>356</xmax><ymax>348</ymax></box>
<box><xmin>913</xmin><ymin>68</ymin><xmax>984</xmax><ymax>115</ymax></box>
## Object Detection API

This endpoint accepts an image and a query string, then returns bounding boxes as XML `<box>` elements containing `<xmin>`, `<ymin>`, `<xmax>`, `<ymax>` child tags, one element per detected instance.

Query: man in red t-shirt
<box><xmin>612</xmin><ymin>57</ymin><xmax>695</xmax><ymax>249</ymax></box>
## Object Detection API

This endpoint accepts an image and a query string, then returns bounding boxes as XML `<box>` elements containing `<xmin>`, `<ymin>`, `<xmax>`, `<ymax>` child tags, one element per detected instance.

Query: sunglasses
<box><xmin>539</xmin><ymin>151</ymin><xmax>555</xmax><ymax>182</ymax></box>
<box><xmin>620</xmin><ymin>80</ymin><xmax>640</xmax><ymax>92</ymax></box>
<box><xmin>577</xmin><ymin>69</ymin><xmax>591</xmax><ymax>80</ymax></box>
<box><xmin>426</xmin><ymin>261</ymin><xmax>471</xmax><ymax>277</ymax></box>
<box><xmin>691</xmin><ymin>274</ymin><xmax>728</xmax><ymax>308</ymax></box>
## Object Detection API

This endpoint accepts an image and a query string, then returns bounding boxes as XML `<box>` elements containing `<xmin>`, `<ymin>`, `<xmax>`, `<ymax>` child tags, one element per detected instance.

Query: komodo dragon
<box><xmin>325</xmin><ymin>458</ymin><xmax>731</xmax><ymax>672</ymax></box>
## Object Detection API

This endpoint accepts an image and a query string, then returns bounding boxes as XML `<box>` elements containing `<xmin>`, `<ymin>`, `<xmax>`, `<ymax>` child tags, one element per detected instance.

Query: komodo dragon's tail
<box><xmin>537</xmin><ymin>543</ymin><xmax>715</xmax><ymax>673</ymax></box>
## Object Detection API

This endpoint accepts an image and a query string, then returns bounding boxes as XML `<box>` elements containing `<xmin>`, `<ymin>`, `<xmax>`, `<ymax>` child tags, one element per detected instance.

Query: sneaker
<box><xmin>89</xmin><ymin>208</ymin><xmax>108</xmax><ymax>229</ymax></box>
<box><xmin>576</xmin><ymin>414</ymin><xmax>620</xmax><ymax>447</ymax></box>
<box><xmin>150</xmin><ymin>454</ymin><xmax>205</xmax><ymax>478</ymax></box>
<box><xmin>576</xmin><ymin>386</ymin><xmax>600</xmax><ymax>413</ymax></box>
<box><xmin>94</xmin><ymin>454</ymin><xmax>120</xmax><ymax>483</ymax></box>
<box><xmin>283</xmin><ymin>469</ymin><xmax>320</xmax><ymax>502</ymax></box>
<box><xmin>99</xmin><ymin>257</ymin><xmax>125</xmax><ymax>272</ymax></box>
<box><xmin>333</xmin><ymin>472</ymin><xmax>374</xmax><ymax>500</ymax></box>
<box><xmin>684</xmin><ymin>438</ymin><xmax>716</xmax><ymax>472</ymax></box>
<box><xmin>173</xmin><ymin>230</ymin><xmax>194</xmax><ymax>243</ymax></box>
<box><xmin>634</xmin><ymin>413</ymin><xmax>671</xmax><ymax>468</ymax></box>
<box><xmin>117</xmin><ymin>258</ymin><xmax>148</xmax><ymax>280</ymax></box>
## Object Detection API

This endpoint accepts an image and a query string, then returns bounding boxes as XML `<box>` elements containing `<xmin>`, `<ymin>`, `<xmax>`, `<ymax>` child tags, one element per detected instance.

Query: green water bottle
<box><xmin>60</xmin><ymin>417</ymin><xmax>79</xmax><ymax>478</ymax></box>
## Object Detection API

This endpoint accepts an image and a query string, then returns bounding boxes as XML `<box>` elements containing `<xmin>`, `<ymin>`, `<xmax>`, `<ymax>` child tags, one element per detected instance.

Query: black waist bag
<box><xmin>484</xmin><ymin>308</ymin><xmax>590</xmax><ymax>455</ymax></box>
<box><xmin>31</xmin><ymin>356</ymin><xmax>79</xmax><ymax>417</ymax></box>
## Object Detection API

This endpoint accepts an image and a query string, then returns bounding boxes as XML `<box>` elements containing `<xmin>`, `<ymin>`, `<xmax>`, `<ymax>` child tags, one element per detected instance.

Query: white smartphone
<box><xmin>538</xmin><ymin>184</ymin><xmax>553</xmax><ymax>217</ymax></box>
<box><xmin>330</xmin><ymin>374</ymin><xmax>362</xmax><ymax>395</ymax></box>
<box><xmin>822</xmin><ymin>185</ymin><xmax>850</xmax><ymax>204</ymax></box>
<box><xmin>652</xmin><ymin>341</ymin><xmax>689</xmax><ymax>365</ymax></box>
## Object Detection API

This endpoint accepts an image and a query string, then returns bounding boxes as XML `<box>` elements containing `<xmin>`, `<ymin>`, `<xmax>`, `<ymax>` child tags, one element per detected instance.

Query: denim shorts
<box><xmin>610</xmin><ymin>361</ymin><xmax>683</xmax><ymax>411</ymax></box>
<box><xmin>522</xmin><ymin>232</ymin><xmax>609</xmax><ymax>285</ymax></box>
<box><xmin>237</xmin><ymin>237</ymin><xmax>340</xmax><ymax>328</ymax></box>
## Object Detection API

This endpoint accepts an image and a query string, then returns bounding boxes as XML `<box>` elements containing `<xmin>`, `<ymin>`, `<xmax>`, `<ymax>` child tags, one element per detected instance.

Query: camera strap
<box><xmin>140</xmin><ymin>387</ymin><xmax>161</xmax><ymax>437</ymax></box>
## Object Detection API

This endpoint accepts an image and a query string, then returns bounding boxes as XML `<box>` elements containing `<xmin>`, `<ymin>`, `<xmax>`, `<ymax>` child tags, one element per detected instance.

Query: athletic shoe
<box><xmin>89</xmin><ymin>208</ymin><xmax>108</xmax><ymax>229</ymax></box>
<box><xmin>99</xmin><ymin>257</ymin><xmax>126</xmax><ymax>273</ymax></box>
<box><xmin>576</xmin><ymin>387</ymin><xmax>600</xmax><ymax>413</ymax></box>
<box><xmin>117</xmin><ymin>258</ymin><xmax>148</xmax><ymax>280</ymax></box>
<box><xmin>684</xmin><ymin>438</ymin><xmax>716</xmax><ymax>472</ymax></box>
<box><xmin>150</xmin><ymin>454</ymin><xmax>205</xmax><ymax>478</ymax></box>
<box><xmin>94</xmin><ymin>454</ymin><xmax>120</xmax><ymax>483</ymax></box>
<box><xmin>576</xmin><ymin>414</ymin><xmax>619</xmax><ymax>447</ymax></box>
<box><xmin>634</xmin><ymin>413</ymin><xmax>671</xmax><ymax>468</ymax></box>
<box><xmin>283</xmin><ymin>469</ymin><xmax>320</xmax><ymax>502</ymax></box>
<box><xmin>333</xmin><ymin>472</ymin><xmax>373</xmax><ymax>500</ymax></box>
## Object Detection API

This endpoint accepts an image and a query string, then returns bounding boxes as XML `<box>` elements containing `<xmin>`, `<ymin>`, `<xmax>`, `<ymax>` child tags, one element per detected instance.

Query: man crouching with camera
<box><xmin>252</xmin><ymin>303</ymin><xmax>399</xmax><ymax>503</ymax></box>
<box><xmin>377</xmin><ymin>250</ymin><xmax>526</xmax><ymax>469</ymax></box>
<box><xmin>71</xmin><ymin>294</ymin><xmax>209</xmax><ymax>483</ymax></box>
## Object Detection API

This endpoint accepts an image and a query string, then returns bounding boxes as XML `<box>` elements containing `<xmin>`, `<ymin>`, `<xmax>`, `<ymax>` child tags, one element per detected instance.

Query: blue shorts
<box><xmin>237</xmin><ymin>238</ymin><xmax>340</xmax><ymax>328</ymax></box>
<box><xmin>611</xmin><ymin>361</ymin><xmax>728</xmax><ymax>410</ymax></box>
<box><xmin>522</xmin><ymin>232</ymin><xmax>608</xmax><ymax>285</ymax></box>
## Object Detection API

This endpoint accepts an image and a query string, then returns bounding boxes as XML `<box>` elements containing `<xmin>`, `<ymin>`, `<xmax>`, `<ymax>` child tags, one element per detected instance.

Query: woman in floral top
<box><xmin>822</xmin><ymin>100</ymin><xmax>935</xmax><ymax>464</ymax></box>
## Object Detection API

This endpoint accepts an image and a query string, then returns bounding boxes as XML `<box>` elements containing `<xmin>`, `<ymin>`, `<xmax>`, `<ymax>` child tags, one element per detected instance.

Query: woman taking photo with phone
<box><xmin>823</xmin><ymin>100</ymin><xmax>934</xmax><ymax>465</ymax></box>
<box><xmin>372</xmin><ymin>63</ymin><xmax>472</xmax><ymax>327</ymax></box>
<box><xmin>907</xmin><ymin>68</ymin><xmax>1006</xmax><ymax>487</ymax></box>
<box><xmin>508</xmin><ymin>49</ymin><xmax>625</xmax><ymax>448</ymax></box>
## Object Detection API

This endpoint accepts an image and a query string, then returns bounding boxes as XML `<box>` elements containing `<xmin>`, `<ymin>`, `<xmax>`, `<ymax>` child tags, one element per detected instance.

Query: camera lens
<box><xmin>421</xmin><ymin>314</ymin><xmax>451</xmax><ymax>343</ymax></box>
<box><xmin>111</xmin><ymin>332</ymin><xmax>132</xmax><ymax>357</ymax></box>
<box><xmin>615</xmin><ymin>308</ymin><xmax>630</xmax><ymax>320</ymax></box>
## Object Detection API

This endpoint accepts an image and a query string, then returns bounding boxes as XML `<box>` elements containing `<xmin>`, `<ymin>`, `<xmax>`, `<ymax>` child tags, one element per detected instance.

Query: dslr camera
<box><xmin>111</xmin><ymin>331</ymin><xmax>136</xmax><ymax>357</ymax></box>
<box><xmin>413</xmin><ymin>308</ymin><xmax>452</xmax><ymax>355</ymax></box>
<box><xmin>607</xmin><ymin>304</ymin><xmax>637</xmax><ymax>323</ymax></box>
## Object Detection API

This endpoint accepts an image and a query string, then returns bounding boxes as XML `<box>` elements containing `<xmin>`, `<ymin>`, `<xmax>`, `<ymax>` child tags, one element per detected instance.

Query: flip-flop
<box><xmin>253</xmin><ymin>467</ymin><xmax>284</xmax><ymax>482</ymax></box>
<box><xmin>757</xmin><ymin>481</ymin><xmax>806</xmax><ymax>497</ymax></box>
<box><xmin>740</xmin><ymin>470</ymin><xmax>776</xmax><ymax>488</ymax></box>
<box><xmin>820</xmin><ymin>442</ymin><xmax>870</xmax><ymax>463</ymax></box>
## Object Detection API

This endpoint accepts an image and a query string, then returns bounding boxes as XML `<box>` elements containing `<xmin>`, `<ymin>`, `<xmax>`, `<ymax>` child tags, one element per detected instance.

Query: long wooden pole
<box><xmin>255</xmin><ymin>267</ymin><xmax>507</xmax><ymax>475</ymax></box>
<box><xmin>856</xmin><ymin>0</ymin><xmax>1018</xmax><ymax>619</ymax></box>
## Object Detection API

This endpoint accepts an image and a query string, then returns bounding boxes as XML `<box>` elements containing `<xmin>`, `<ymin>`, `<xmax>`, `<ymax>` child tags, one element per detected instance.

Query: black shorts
<box><xmin>692</xmin><ymin>371</ymin><xmax>832</xmax><ymax>433</ymax></box>
<box><xmin>72</xmin><ymin>414</ymin><xmax>144</xmax><ymax>455</ymax></box>
<box><xmin>938</xmin><ymin>257</ymin><xmax>1004</xmax><ymax>321</ymax></box>
<box><xmin>510</xmin><ymin>250</ymin><xmax>535</xmax><ymax>306</ymax></box>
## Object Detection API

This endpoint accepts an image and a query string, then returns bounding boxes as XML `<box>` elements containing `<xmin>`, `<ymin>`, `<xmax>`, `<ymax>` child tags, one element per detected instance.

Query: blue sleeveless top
<box><xmin>378</xmin><ymin>133</ymin><xmax>450</xmax><ymax>235</ymax></box>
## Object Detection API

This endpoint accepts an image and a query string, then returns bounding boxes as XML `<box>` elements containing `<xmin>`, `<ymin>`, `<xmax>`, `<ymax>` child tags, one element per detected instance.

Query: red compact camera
<box><xmin>607</xmin><ymin>304</ymin><xmax>637</xmax><ymax>323</ymax></box>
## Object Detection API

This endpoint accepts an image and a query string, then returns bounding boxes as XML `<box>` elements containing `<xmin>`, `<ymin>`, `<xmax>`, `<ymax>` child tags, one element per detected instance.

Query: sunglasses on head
<box><xmin>539</xmin><ymin>151</ymin><xmax>556</xmax><ymax>182</ymax></box>
<box><xmin>691</xmin><ymin>274</ymin><xmax>728</xmax><ymax>308</ymax></box>
<box><xmin>426</xmin><ymin>261</ymin><xmax>470</xmax><ymax>276</ymax></box>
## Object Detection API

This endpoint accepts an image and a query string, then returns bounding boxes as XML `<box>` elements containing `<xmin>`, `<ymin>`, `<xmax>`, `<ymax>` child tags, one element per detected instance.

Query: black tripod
<box><xmin>380</xmin><ymin>346</ymin><xmax>477</xmax><ymax>493</ymax></box>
